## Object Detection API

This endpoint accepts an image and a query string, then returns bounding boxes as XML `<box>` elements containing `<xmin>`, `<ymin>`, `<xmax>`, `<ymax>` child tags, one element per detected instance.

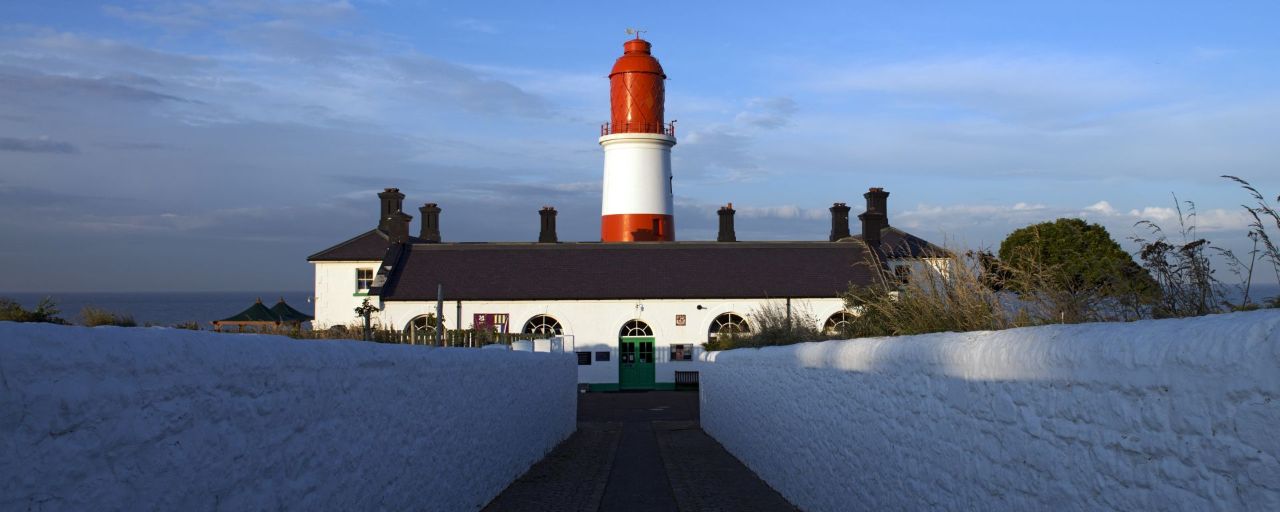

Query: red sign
<box><xmin>473</xmin><ymin>313</ymin><xmax>510</xmax><ymax>333</ymax></box>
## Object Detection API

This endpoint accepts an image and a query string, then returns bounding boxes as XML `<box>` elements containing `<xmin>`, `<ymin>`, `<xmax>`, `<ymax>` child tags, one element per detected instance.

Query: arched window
<box><xmin>405</xmin><ymin>314</ymin><xmax>442</xmax><ymax>343</ymax></box>
<box><xmin>522</xmin><ymin>315</ymin><xmax>562</xmax><ymax>337</ymax></box>
<box><xmin>708</xmin><ymin>313</ymin><xmax>751</xmax><ymax>343</ymax></box>
<box><xmin>823</xmin><ymin>311</ymin><xmax>854</xmax><ymax>336</ymax></box>
<box><xmin>619</xmin><ymin>319</ymin><xmax>653</xmax><ymax>337</ymax></box>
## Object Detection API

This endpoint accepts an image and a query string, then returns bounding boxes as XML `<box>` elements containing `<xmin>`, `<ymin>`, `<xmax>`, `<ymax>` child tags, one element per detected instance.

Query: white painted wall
<box><xmin>374</xmin><ymin>297</ymin><xmax>848</xmax><ymax>385</ymax></box>
<box><xmin>700</xmin><ymin>311</ymin><xmax>1280</xmax><ymax>511</ymax></box>
<box><xmin>599</xmin><ymin>132</ymin><xmax>675</xmax><ymax>216</ymax></box>
<box><xmin>311</xmin><ymin>260</ymin><xmax>380</xmax><ymax>329</ymax></box>
<box><xmin>0</xmin><ymin>322</ymin><xmax>576</xmax><ymax>511</ymax></box>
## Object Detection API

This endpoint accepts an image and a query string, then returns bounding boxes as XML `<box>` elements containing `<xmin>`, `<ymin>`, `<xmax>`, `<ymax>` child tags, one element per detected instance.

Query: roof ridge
<box><xmin>307</xmin><ymin>229</ymin><xmax>384</xmax><ymax>261</ymax></box>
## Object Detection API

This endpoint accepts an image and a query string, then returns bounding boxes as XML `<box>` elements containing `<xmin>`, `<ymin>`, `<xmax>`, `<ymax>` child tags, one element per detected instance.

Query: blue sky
<box><xmin>1</xmin><ymin>1</ymin><xmax>1278</xmax><ymax>292</ymax></box>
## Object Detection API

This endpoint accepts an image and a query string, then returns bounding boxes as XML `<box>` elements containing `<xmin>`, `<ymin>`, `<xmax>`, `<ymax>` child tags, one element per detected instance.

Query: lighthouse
<box><xmin>599</xmin><ymin>35</ymin><xmax>676</xmax><ymax>242</ymax></box>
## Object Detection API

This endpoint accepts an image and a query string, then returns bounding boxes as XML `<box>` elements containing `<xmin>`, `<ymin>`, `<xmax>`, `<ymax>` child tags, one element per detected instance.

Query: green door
<box><xmin>619</xmin><ymin>337</ymin><xmax>656</xmax><ymax>390</ymax></box>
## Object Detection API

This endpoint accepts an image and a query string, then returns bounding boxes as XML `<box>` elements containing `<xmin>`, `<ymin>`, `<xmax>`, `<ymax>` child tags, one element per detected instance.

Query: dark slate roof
<box><xmin>270</xmin><ymin>300</ymin><xmax>314</xmax><ymax>322</ymax></box>
<box><xmin>308</xmin><ymin>229</ymin><xmax>423</xmax><ymax>261</ymax></box>
<box><xmin>310</xmin><ymin>225</ymin><xmax>946</xmax><ymax>263</ymax></box>
<box><xmin>216</xmin><ymin>299</ymin><xmax>280</xmax><ymax>323</ymax></box>
<box><xmin>378</xmin><ymin>241</ymin><xmax>879</xmax><ymax>301</ymax></box>
<box><xmin>857</xmin><ymin>227</ymin><xmax>950</xmax><ymax>258</ymax></box>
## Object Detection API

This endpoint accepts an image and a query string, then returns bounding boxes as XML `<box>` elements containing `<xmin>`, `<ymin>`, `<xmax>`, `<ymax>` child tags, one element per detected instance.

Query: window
<box><xmin>823</xmin><ymin>311</ymin><xmax>855</xmax><ymax>336</ymax></box>
<box><xmin>669</xmin><ymin>344</ymin><xmax>693</xmax><ymax>361</ymax></box>
<box><xmin>576</xmin><ymin>351</ymin><xmax>592</xmax><ymax>365</ymax></box>
<box><xmin>707</xmin><ymin>313</ymin><xmax>751</xmax><ymax>343</ymax></box>
<box><xmin>595</xmin><ymin>351</ymin><xmax>611</xmax><ymax>362</ymax></box>
<box><xmin>405</xmin><ymin>314</ymin><xmax>442</xmax><ymax>344</ymax></box>
<box><xmin>619</xmin><ymin>319</ymin><xmax>653</xmax><ymax>337</ymax></box>
<box><xmin>522</xmin><ymin>315</ymin><xmax>563</xmax><ymax>337</ymax></box>
<box><xmin>355</xmin><ymin>268</ymin><xmax>374</xmax><ymax>291</ymax></box>
<box><xmin>894</xmin><ymin>264</ymin><xmax>912</xmax><ymax>284</ymax></box>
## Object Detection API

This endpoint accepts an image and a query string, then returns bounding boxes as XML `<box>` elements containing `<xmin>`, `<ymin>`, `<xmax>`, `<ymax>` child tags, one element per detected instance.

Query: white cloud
<box><xmin>734</xmin><ymin>97</ymin><xmax>798</xmax><ymax>129</ymax></box>
<box><xmin>102</xmin><ymin>1</ymin><xmax>356</xmax><ymax>30</ymax></box>
<box><xmin>1084</xmin><ymin>200</ymin><xmax>1116</xmax><ymax>216</ymax></box>
<box><xmin>815</xmin><ymin>55</ymin><xmax>1149</xmax><ymax>122</ymax></box>
<box><xmin>733</xmin><ymin>205</ymin><xmax>828</xmax><ymax>221</ymax></box>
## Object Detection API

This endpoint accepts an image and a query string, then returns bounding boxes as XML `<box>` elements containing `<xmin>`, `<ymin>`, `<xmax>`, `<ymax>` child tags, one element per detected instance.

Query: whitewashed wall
<box><xmin>312</xmin><ymin>260</ymin><xmax>379</xmax><ymax>329</ymax></box>
<box><xmin>701</xmin><ymin>311</ymin><xmax>1280</xmax><ymax>511</ymax></box>
<box><xmin>0</xmin><ymin>323</ymin><xmax>577</xmax><ymax>511</ymax></box>
<box><xmin>376</xmin><ymin>297</ymin><xmax>848</xmax><ymax>385</ymax></box>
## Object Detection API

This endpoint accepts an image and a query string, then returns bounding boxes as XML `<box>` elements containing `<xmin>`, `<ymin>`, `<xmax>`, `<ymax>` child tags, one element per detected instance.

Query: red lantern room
<box><xmin>606</xmin><ymin>38</ymin><xmax>669</xmax><ymax>135</ymax></box>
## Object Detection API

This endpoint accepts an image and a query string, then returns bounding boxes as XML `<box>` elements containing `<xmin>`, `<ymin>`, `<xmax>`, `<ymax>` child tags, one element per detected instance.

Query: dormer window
<box><xmin>356</xmin><ymin>268</ymin><xmax>374</xmax><ymax>292</ymax></box>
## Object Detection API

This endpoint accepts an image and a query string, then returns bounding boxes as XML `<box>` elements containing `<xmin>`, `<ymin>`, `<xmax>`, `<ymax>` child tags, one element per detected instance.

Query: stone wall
<box><xmin>0</xmin><ymin>323</ymin><xmax>577</xmax><ymax>511</ymax></box>
<box><xmin>701</xmin><ymin>311</ymin><xmax>1280</xmax><ymax>511</ymax></box>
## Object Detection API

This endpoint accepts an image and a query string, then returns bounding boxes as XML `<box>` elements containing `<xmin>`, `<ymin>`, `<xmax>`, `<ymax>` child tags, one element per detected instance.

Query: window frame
<box><xmin>707</xmin><ymin>312</ymin><xmax>751</xmax><ymax>343</ymax></box>
<box><xmin>355</xmin><ymin>268</ymin><xmax>375</xmax><ymax>292</ymax></box>
<box><xmin>823</xmin><ymin>311</ymin><xmax>855</xmax><ymax>336</ymax></box>
<box><xmin>521</xmin><ymin>314</ymin><xmax>563</xmax><ymax>337</ymax></box>
<box><xmin>619</xmin><ymin>319</ymin><xmax>653</xmax><ymax>337</ymax></box>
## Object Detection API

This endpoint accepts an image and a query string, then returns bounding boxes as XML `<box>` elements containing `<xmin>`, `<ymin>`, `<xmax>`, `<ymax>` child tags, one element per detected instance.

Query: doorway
<box><xmin>619</xmin><ymin>337</ymin><xmax>656</xmax><ymax>390</ymax></box>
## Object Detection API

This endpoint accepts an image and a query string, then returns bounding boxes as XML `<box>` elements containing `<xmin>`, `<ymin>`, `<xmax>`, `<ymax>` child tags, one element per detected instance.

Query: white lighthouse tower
<box><xmin>599</xmin><ymin>35</ymin><xmax>676</xmax><ymax>242</ymax></box>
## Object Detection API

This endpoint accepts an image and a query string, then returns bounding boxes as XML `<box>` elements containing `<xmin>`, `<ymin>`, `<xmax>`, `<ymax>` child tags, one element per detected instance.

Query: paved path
<box><xmin>484</xmin><ymin>391</ymin><xmax>796</xmax><ymax>512</ymax></box>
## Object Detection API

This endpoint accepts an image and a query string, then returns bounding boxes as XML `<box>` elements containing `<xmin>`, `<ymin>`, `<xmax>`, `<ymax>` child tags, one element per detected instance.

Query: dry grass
<box><xmin>705</xmin><ymin>300</ymin><xmax>825</xmax><ymax>350</ymax></box>
<box><xmin>80</xmin><ymin>306</ymin><xmax>136</xmax><ymax>327</ymax></box>
<box><xmin>843</xmin><ymin>251</ymin><xmax>1030</xmax><ymax>338</ymax></box>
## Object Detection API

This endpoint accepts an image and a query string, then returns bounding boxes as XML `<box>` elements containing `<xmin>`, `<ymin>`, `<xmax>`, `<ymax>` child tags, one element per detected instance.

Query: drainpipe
<box><xmin>435</xmin><ymin>284</ymin><xmax>444</xmax><ymax>346</ymax></box>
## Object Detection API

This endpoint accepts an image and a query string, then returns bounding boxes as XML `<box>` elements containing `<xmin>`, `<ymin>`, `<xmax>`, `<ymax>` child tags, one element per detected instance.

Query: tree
<box><xmin>998</xmin><ymin>218</ymin><xmax>1157</xmax><ymax>322</ymax></box>
<box><xmin>354</xmin><ymin>298</ymin><xmax>380</xmax><ymax>341</ymax></box>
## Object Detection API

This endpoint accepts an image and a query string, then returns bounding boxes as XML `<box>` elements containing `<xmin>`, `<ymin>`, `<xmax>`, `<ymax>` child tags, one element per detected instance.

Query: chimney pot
<box><xmin>377</xmin><ymin>188</ymin><xmax>405</xmax><ymax>230</ymax></box>
<box><xmin>859</xmin><ymin>187</ymin><xmax>890</xmax><ymax>247</ymax></box>
<box><xmin>419</xmin><ymin>203</ymin><xmax>441</xmax><ymax>243</ymax></box>
<box><xmin>717</xmin><ymin>203</ymin><xmax>737</xmax><ymax>242</ymax></box>
<box><xmin>385</xmin><ymin>210</ymin><xmax>412</xmax><ymax>244</ymax></box>
<box><xmin>829</xmin><ymin>202</ymin><xmax>851</xmax><ymax>241</ymax></box>
<box><xmin>539</xmin><ymin>206</ymin><xmax>558</xmax><ymax>243</ymax></box>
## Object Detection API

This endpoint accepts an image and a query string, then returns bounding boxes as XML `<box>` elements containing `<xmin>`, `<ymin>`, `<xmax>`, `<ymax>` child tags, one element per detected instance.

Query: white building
<box><xmin>307</xmin><ymin>187</ymin><xmax>943</xmax><ymax>390</ymax></box>
<box><xmin>307</xmin><ymin>37</ymin><xmax>945</xmax><ymax>391</ymax></box>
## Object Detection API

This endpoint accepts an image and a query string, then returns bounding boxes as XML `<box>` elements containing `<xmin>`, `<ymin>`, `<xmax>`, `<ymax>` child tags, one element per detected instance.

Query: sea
<box><xmin>2</xmin><ymin>291</ymin><xmax>314</xmax><ymax>327</ymax></box>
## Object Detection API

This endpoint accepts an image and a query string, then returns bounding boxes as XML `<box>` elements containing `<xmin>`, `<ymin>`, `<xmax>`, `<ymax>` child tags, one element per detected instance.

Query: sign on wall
<box><xmin>675</xmin><ymin>314</ymin><xmax>686</xmax><ymax>326</ymax></box>
<box><xmin>670</xmin><ymin>344</ymin><xmax>693</xmax><ymax>361</ymax></box>
<box><xmin>474</xmin><ymin>313</ymin><xmax>510</xmax><ymax>333</ymax></box>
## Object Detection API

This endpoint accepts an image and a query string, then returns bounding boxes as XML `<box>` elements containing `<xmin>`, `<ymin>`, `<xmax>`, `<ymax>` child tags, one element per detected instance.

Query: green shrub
<box><xmin>0</xmin><ymin>297</ymin><xmax>67</xmax><ymax>324</ymax></box>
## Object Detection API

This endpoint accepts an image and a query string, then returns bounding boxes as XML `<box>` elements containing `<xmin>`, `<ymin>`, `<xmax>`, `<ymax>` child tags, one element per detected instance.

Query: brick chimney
<box><xmin>717</xmin><ymin>203</ymin><xmax>737</xmax><ymax>242</ymax></box>
<box><xmin>385</xmin><ymin>210</ymin><xmax>412</xmax><ymax>244</ymax></box>
<box><xmin>829</xmin><ymin>202</ymin><xmax>851</xmax><ymax>241</ymax></box>
<box><xmin>858</xmin><ymin>187</ymin><xmax>889</xmax><ymax>247</ymax></box>
<box><xmin>377</xmin><ymin>188</ymin><xmax>405</xmax><ymax>231</ymax></box>
<box><xmin>419</xmin><ymin>203</ymin><xmax>441</xmax><ymax>243</ymax></box>
<box><xmin>539</xmin><ymin>206</ymin><xmax>558</xmax><ymax>243</ymax></box>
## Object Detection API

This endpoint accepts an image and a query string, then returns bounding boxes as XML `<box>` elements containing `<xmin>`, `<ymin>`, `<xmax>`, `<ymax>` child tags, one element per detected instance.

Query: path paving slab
<box><xmin>655</xmin><ymin>421</ymin><xmax>798</xmax><ymax>512</ymax></box>
<box><xmin>482</xmin><ymin>422</ymin><xmax>621</xmax><ymax>512</ymax></box>
<box><xmin>484</xmin><ymin>392</ymin><xmax>797</xmax><ymax>512</ymax></box>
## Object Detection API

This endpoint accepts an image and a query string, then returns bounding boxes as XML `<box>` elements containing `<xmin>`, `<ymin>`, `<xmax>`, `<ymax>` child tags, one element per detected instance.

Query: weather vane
<box><xmin>625</xmin><ymin>28</ymin><xmax>647</xmax><ymax>39</ymax></box>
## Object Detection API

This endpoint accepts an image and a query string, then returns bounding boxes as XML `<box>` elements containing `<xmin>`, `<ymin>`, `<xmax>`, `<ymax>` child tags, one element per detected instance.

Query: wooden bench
<box><xmin>674</xmin><ymin>370</ymin><xmax>700</xmax><ymax>389</ymax></box>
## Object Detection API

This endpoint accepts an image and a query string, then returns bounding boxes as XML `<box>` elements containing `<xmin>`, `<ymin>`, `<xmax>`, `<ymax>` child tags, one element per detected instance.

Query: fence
<box><xmin>265</xmin><ymin>325</ymin><xmax>574</xmax><ymax>351</ymax></box>
<box><xmin>600</xmin><ymin>121</ymin><xmax>676</xmax><ymax>137</ymax></box>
